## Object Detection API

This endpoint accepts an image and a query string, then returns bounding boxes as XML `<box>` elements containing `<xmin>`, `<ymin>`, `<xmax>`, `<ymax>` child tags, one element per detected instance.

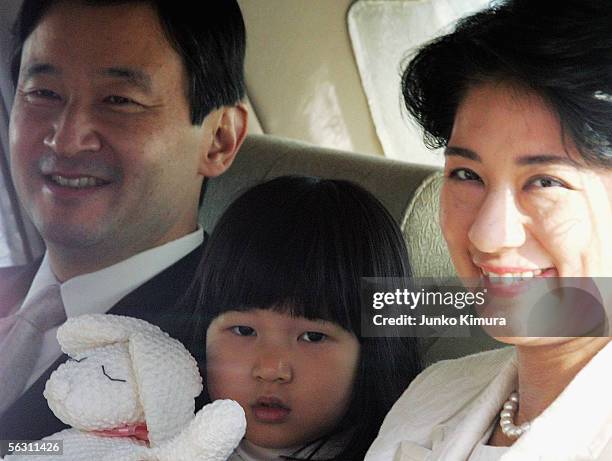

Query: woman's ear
<box><xmin>198</xmin><ymin>103</ymin><xmax>248</xmax><ymax>178</ymax></box>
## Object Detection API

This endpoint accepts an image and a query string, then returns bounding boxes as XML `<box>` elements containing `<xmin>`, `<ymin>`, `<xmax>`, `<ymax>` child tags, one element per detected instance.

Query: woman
<box><xmin>366</xmin><ymin>0</ymin><xmax>612</xmax><ymax>459</ymax></box>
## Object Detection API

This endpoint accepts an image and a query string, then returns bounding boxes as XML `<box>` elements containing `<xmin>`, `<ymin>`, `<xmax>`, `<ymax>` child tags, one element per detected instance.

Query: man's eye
<box><xmin>33</xmin><ymin>89</ymin><xmax>60</xmax><ymax>99</ymax></box>
<box><xmin>528</xmin><ymin>176</ymin><xmax>565</xmax><ymax>188</ymax></box>
<box><xmin>449</xmin><ymin>168</ymin><xmax>481</xmax><ymax>182</ymax></box>
<box><xmin>104</xmin><ymin>95</ymin><xmax>137</xmax><ymax>105</ymax></box>
<box><xmin>300</xmin><ymin>331</ymin><xmax>327</xmax><ymax>343</ymax></box>
<box><xmin>230</xmin><ymin>325</ymin><xmax>256</xmax><ymax>336</ymax></box>
<box><xmin>24</xmin><ymin>89</ymin><xmax>61</xmax><ymax>103</ymax></box>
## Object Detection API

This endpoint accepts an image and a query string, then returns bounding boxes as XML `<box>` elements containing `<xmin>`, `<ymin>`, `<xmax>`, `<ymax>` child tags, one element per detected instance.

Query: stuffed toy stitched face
<box><xmin>44</xmin><ymin>343</ymin><xmax>145</xmax><ymax>431</ymax></box>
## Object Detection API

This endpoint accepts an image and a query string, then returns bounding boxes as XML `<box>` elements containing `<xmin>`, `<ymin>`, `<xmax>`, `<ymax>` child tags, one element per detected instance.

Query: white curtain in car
<box><xmin>0</xmin><ymin>0</ymin><xmax>43</xmax><ymax>267</ymax></box>
<box><xmin>348</xmin><ymin>0</ymin><xmax>490</xmax><ymax>165</ymax></box>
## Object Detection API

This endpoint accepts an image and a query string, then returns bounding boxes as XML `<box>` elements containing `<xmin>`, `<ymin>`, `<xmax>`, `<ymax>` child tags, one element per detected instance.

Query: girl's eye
<box><xmin>528</xmin><ymin>176</ymin><xmax>565</xmax><ymax>188</ymax></box>
<box><xmin>230</xmin><ymin>325</ymin><xmax>256</xmax><ymax>336</ymax></box>
<box><xmin>300</xmin><ymin>331</ymin><xmax>327</xmax><ymax>343</ymax></box>
<box><xmin>449</xmin><ymin>168</ymin><xmax>482</xmax><ymax>182</ymax></box>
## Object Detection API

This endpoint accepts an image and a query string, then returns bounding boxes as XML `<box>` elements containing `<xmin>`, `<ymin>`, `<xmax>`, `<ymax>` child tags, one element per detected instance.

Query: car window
<box><xmin>348</xmin><ymin>0</ymin><xmax>489</xmax><ymax>166</ymax></box>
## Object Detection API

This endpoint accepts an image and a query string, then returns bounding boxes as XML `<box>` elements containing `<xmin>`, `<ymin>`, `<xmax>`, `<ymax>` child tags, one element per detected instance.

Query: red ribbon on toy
<box><xmin>92</xmin><ymin>423</ymin><xmax>149</xmax><ymax>442</ymax></box>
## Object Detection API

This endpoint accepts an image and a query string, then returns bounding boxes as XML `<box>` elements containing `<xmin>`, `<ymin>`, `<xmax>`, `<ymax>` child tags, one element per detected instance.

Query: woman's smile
<box><xmin>441</xmin><ymin>82</ymin><xmax>612</xmax><ymax>285</ymax></box>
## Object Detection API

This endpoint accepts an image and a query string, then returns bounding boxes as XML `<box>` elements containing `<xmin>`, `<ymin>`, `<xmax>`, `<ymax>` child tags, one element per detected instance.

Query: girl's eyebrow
<box><xmin>297</xmin><ymin>317</ymin><xmax>335</xmax><ymax>327</ymax></box>
<box><xmin>218</xmin><ymin>311</ymin><xmax>251</xmax><ymax>319</ymax></box>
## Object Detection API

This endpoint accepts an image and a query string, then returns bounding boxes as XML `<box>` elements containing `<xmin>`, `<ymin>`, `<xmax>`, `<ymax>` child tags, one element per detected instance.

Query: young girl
<box><xmin>191</xmin><ymin>175</ymin><xmax>421</xmax><ymax>460</ymax></box>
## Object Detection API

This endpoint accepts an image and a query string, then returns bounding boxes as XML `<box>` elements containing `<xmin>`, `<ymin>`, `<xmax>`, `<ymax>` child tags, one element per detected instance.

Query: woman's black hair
<box><xmin>191</xmin><ymin>175</ymin><xmax>421</xmax><ymax>461</ymax></box>
<box><xmin>402</xmin><ymin>0</ymin><xmax>612</xmax><ymax>167</ymax></box>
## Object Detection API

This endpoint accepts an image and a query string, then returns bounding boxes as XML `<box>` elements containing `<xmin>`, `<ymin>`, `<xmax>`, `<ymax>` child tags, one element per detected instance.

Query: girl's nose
<box><xmin>252</xmin><ymin>350</ymin><xmax>293</xmax><ymax>383</ymax></box>
<box><xmin>468</xmin><ymin>188</ymin><xmax>526</xmax><ymax>253</ymax></box>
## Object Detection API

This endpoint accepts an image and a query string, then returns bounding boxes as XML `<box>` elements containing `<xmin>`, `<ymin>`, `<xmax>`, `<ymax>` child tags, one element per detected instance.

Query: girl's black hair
<box><xmin>191</xmin><ymin>175</ymin><xmax>421</xmax><ymax>461</ymax></box>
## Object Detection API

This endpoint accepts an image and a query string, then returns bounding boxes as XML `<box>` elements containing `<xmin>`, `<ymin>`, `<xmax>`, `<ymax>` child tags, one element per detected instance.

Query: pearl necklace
<box><xmin>499</xmin><ymin>392</ymin><xmax>531</xmax><ymax>439</ymax></box>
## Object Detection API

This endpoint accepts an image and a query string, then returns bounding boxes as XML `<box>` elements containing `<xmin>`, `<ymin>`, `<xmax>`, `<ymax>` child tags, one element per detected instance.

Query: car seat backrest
<box><xmin>200</xmin><ymin>134</ymin><xmax>501</xmax><ymax>364</ymax></box>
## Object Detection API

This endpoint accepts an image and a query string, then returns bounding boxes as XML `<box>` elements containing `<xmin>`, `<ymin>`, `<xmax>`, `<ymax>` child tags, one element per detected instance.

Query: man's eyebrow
<box><xmin>23</xmin><ymin>63</ymin><xmax>60</xmax><ymax>80</ymax></box>
<box><xmin>444</xmin><ymin>146</ymin><xmax>481</xmax><ymax>161</ymax></box>
<box><xmin>98</xmin><ymin>67</ymin><xmax>153</xmax><ymax>93</ymax></box>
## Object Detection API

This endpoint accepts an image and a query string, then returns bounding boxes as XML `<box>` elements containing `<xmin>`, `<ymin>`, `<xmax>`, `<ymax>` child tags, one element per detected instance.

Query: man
<box><xmin>0</xmin><ymin>0</ymin><xmax>248</xmax><ymax>442</ymax></box>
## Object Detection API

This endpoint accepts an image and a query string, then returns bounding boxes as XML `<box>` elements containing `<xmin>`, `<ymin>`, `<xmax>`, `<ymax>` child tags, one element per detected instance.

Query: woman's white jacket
<box><xmin>365</xmin><ymin>343</ymin><xmax>612</xmax><ymax>461</ymax></box>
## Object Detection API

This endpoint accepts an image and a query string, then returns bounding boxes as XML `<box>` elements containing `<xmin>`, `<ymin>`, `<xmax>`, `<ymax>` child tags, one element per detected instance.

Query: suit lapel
<box><xmin>0</xmin><ymin>354</ymin><xmax>66</xmax><ymax>447</ymax></box>
<box><xmin>0</xmin><ymin>242</ymin><xmax>205</xmax><ymax>445</ymax></box>
<box><xmin>108</xmin><ymin>242</ymin><xmax>205</xmax><ymax>362</ymax></box>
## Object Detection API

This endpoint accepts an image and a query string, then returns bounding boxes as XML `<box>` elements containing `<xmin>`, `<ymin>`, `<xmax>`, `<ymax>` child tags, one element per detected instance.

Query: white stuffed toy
<box><xmin>5</xmin><ymin>314</ymin><xmax>246</xmax><ymax>461</ymax></box>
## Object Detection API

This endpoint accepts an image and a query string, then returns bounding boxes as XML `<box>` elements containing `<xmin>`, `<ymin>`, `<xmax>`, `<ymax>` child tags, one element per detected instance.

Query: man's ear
<box><xmin>199</xmin><ymin>103</ymin><xmax>248</xmax><ymax>177</ymax></box>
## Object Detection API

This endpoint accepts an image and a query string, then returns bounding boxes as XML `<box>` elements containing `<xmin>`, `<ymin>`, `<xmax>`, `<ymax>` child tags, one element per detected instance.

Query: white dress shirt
<box><xmin>20</xmin><ymin>228</ymin><xmax>203</xmax><ymax>389</ymax></box>
<box><xmin>366</xmin><ymin>342</ymin><xmax>612</xmax><ymax>461</ymax></box>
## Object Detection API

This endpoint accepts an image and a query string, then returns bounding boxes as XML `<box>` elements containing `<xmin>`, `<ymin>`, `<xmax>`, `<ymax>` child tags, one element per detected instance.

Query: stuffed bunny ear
<box><xmin>129</xmin><ymin>328</ymin><xmax>203</xmax><ymax>446</ymax></box>
<box><xmin>57</xmin><ymin>314</ymin><xmax>164</xmax><ymax>357</ymax></box>
<box><xmin>57</xmin><ymin>313</ymin><xmax>204</xmax><ymax>446</ymax></box>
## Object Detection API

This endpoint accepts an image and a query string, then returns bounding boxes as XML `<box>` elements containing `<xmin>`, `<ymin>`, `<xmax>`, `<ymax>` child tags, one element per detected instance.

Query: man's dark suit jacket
<box><xmin>0</xmin><ymin>243</ymin><xmax>206</xmax><ymax>445</ymax></box>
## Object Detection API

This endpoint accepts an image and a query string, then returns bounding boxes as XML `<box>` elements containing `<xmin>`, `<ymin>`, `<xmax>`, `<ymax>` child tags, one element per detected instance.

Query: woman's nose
<box><xmin>252</xmin><ymin>348</ymin><xmax>293</xmax><ymax>383</ymax></box>
<box><xmin>44</xmin><ymin>103</ymin><xmax>102</xmax><ymax>156</ymax></box>
<box><xmin>468</xmin><ymin>188</ymin><xmax>526</xmax><ymax>253</ymax></box>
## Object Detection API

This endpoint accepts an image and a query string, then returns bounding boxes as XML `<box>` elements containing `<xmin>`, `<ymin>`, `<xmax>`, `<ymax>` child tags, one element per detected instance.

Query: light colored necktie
<box><xmin>0</xmin><ymin>284</ymin><xmax>66</xmax><ymax>415</ymax></box>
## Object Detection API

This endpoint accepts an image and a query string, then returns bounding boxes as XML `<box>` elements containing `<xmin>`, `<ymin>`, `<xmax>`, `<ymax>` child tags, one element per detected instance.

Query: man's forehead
<box><xmin>21</xmin><ymin>61</ymin><xmax>155</xmax><ymax>94</ymax></box>
<box><xmin>20</xmin><ymin>1</ymin><xmax>181</xmax><ymax>83</ymax></box>
<box><xmin>24</xmin><ymin>1</ymin><xmax>172</xmax><ymax>61</ymax></box>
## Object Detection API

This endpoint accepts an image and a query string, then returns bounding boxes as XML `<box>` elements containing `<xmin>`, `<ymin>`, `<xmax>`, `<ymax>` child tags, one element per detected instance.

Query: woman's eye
<box><xmin>230</xmin><ymin>325</ymin><xmax>256</xmax><ymax>336</ymax></box>
<box><xmin>300</xmin><ymin>331</ymin><xmax>327</xmax><ymax>343</ymax></box>
<box><xmin>528</xmin><ymin>176</ymin><xmax>565</xmax><ymax>188</ymax></box>
<box><xmin>449</xmin><ymin>168</ymin><xmax>482</xmax><ymax>182</ymax></box>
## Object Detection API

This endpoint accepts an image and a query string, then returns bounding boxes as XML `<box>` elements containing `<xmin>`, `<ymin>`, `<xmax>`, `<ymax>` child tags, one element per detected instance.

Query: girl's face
<box><xmin>441</xmin><ymin>82</ymin><xmax>612</xmax><ymax>342</ymax></box>
<box><xmin>206</xmin><ymin>308</ymin><xmax>360</xmax><ymax>449</ymax></box>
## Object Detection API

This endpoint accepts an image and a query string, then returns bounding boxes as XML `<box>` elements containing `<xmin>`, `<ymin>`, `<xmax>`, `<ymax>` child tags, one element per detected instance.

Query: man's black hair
<box><xmin>402</xmin><ymin>0</ymin><xmax>612</xmax><ymax>167</ymax></box>
<box><xmin>11</xmin><ymin>0</ymin><xmax>246</xmax><ymax>125</ymax></box>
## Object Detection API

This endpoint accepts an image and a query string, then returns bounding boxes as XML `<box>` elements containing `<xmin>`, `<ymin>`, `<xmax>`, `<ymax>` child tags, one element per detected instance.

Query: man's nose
<box><xmin>468</xmin><ymin>188</ymin><xmax>526</xmax><ymax>253</ymax></box>
<box><xmin>252</xmin><ymin>347</ymin><xmax>293</xmax><ymax>383</ymax></box>
<box><xmin>44</xmin><ymin>103</ymin><xmax>102</xmax><ymax>156</ymax></box>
